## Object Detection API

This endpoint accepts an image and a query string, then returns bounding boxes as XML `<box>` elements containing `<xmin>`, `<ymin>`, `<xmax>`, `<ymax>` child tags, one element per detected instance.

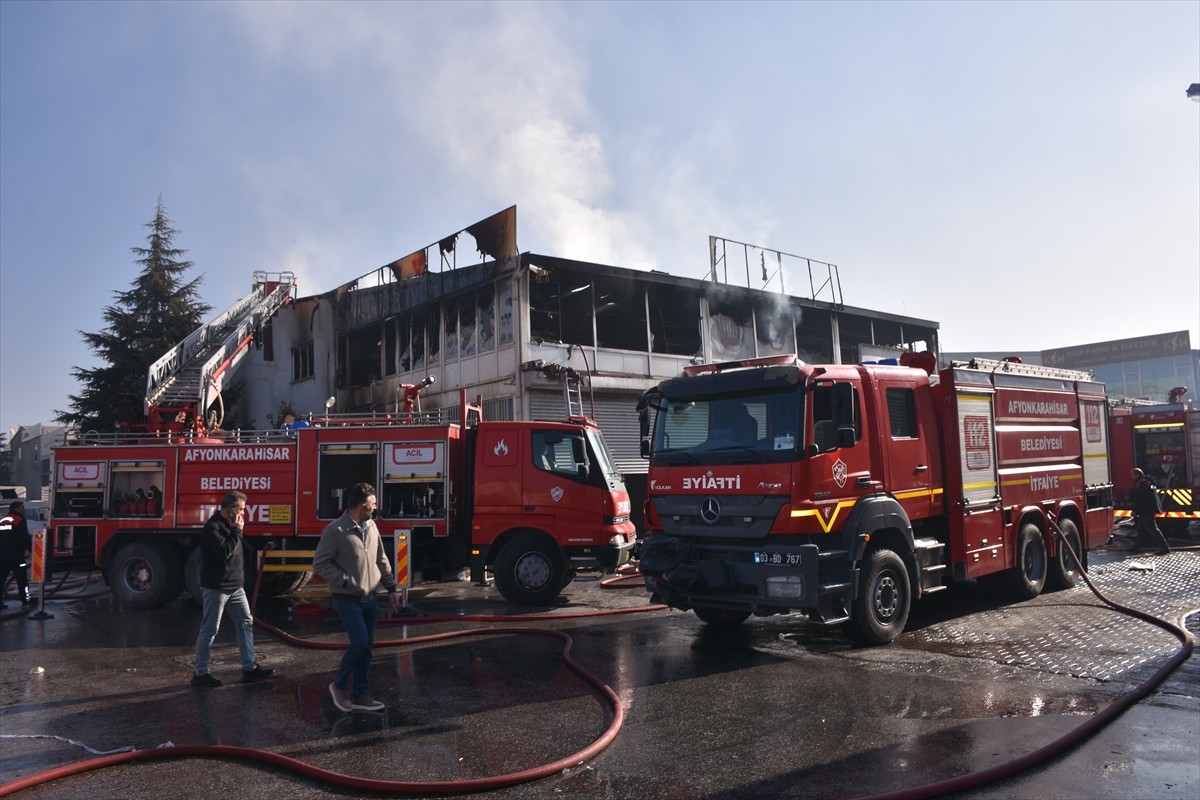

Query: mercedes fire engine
<box><xmin>636</xmin><ymin>353</ymin><xmax>1113</xmax><ymax>644</ymax></box>
<box><xmin>1109</xmin><ymin>388</ymin><xmax>1199</xmax><ymax>535</ymax></box>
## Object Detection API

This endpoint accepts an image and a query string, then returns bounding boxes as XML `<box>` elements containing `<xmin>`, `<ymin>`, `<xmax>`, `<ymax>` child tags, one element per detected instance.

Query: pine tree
<box><xmin>57</xmin><ymin>199</ymin><xmax>212</xmax><ymax>432</ymax></box>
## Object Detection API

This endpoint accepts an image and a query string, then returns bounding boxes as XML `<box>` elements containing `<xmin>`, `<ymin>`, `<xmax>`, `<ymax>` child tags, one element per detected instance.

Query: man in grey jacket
<box><xmin>313</xmin><ymin>482</ymin><xmax>400</xmax><ymax>712</ymax></box>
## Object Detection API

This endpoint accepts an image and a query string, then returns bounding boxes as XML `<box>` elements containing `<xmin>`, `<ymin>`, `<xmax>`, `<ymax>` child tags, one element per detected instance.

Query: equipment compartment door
<box><xmin>956</xmin><ymin>392</ymin><xmax>1005</xmax><ymax>574</ymax></box>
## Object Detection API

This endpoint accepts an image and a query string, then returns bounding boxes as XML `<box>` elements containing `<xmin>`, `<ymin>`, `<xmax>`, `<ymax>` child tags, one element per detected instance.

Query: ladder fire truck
<box><xmin>636</xmin><ymin>353</ymin><xmax>1113</xmax><ymax>644</ymax></box>
<box><xmin>48</xmin><ymin>273</ymin><xmax>635</xmax><ymax>608</ymax></box>
<box><xmin>1109</xmin><ymin>388</ymin><xmax>1199</xmax><ymax>535</ymax></box>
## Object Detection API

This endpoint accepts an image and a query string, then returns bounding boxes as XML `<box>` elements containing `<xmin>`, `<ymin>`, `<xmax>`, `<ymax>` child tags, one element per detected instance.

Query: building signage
<box><xmin>1042</xmin><ymin>331</ymin><xmax>1191</xmax><ymax>369</ymax></box>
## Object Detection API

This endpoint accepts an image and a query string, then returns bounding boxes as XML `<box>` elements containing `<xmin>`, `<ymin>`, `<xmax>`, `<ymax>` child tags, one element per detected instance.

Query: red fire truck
<box><xmin>47</xmin><ymin>271</ymin><xmax>634</xmax><ymax>609</ymax></box>
<box><xmin>1109</xmin><ymin>390</ymin><xmax>1199</xmax><ymax>535</ymax></box>
<box><xmin>49</xmin><ymin>390</ymin><xmax>636</xmax><ymax>609</ymax></box>
<box><xmin>635</xmin><ymin>353</ymin><xmax>1113</xmax><ymax>644</ymax></box>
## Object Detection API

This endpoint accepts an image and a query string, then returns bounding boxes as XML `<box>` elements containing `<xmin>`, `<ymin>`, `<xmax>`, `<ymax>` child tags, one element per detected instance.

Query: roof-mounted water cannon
<box><xmin>398</xmin><ymin>376</ymin><xmax>436</xmax><ymax>417</ymax></box>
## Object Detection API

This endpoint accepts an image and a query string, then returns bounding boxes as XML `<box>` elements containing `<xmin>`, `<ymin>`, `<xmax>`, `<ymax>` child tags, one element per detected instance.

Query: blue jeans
<box><xmin>194</xmin><ymin>586</ymin><xmax>257</xmax><ymax>675</ymax></box>
<box><xmin>331</xmin><ymin>595</ymin><xmax>378</xmax><ymax>698</ymax></box>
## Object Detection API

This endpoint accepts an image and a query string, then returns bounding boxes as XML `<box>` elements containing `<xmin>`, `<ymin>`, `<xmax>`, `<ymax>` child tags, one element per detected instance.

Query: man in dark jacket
<box><xmin>191</xmin><ymin>491</ymin><xmax>274</xmax><ymax>687</ymax></box>
<box><xmin>0</xmin><ymin>501</ymin><xmax>32</xmax><ymax>608</ymax></box>
<box><xmin>1130</xmin><ymin>468</ymin><xmax>1170</xmax><ymax>556</ymax></box>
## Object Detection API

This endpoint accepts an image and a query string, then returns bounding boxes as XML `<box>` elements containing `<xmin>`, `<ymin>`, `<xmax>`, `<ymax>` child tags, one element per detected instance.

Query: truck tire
<box><xmin>109</xmin><ymin>542</ymin><xmax>184</xmax><ymax>609</ymax></box>
<box><xmin>185</xmin><ymin>547</ymin><xmax>203</xmax><ymax>604</ymax></box>
<box><xmin>258</xmin><ymin>571</ymin><xmax>313</xmax><ymax>597</ymax></box>
<box><xmin>848</xmin><ymin>548</ymin><xmax>911</xmax><ymax>645</ymax></box>
<box><xmin>1000</xmin><ymin>523</ymin><xmax>1047</xmax><ymax>601</ymax></box>
<box><xmin>693</xmin><ymin>606</ymin><xmax>751</xmax><ymax>627</ymax></box>
<box><xmin>1047</xmin><ymin>518</ymin><xmax>1083</xmax><ymax>591</ymax></box>
<box><xmin>494</xmin><ymin>535</ymin><xmax>565</xmax><ymax>606</ymax></box>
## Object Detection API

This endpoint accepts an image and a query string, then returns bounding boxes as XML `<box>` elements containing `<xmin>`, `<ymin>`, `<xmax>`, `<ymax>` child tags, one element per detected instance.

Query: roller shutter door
<box><xmin>528</xmin><ymin>391</ymin><xmax>645</xmax><ymax>475</ymax></box>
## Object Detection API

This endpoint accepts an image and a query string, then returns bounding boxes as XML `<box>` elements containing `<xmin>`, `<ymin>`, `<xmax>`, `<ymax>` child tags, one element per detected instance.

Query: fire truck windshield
<box><xmin>651</xmin><ymin>387</ymin><xmax>802</xmax><ymax>466</ymax></box>
<box><xmin>585</xmin><ymin>428</ymin><xmax>622</xmax><ymax>478</ymax></box>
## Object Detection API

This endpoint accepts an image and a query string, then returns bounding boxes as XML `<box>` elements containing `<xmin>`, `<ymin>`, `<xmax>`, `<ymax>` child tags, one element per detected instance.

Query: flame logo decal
<box><xmin>493</xmin><ymin>438</ymin><xmax>509</xmax><ymax>457</ymax></box>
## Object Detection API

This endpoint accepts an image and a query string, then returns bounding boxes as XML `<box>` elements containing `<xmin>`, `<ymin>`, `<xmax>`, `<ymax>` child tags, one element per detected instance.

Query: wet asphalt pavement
<box><xmin>1</xmin><ymin>542</ymin><xmax>1198</xmax><ymax>800</ymax></box>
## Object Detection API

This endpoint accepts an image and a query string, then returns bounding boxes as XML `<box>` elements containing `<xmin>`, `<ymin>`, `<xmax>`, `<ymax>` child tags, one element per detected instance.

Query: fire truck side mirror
<box><xmin>572</xmin><ymin>435</ymin><xmax>591</xmax><ymax>478</ymax></box>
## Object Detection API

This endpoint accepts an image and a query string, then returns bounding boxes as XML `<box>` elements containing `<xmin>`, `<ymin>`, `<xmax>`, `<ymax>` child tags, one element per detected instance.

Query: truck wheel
<box><xmin>185</xmin><ymin>547</ymin><xmax>203</xmax><ymax>604</ymax></box>
<box><xmin>494</xmin><ymin>535</ymin><xmax>565</xmax><ymax>606</ymax></box>
<box><xmin>1000</xmin><ymin>523</ymin><xmax>1047</xmax><ymax>601</ymax></box>
<box><xmin>1047</xmin><ymin>518</ymin><xmax>1083</xmax><ymax>591</ymax></box>
<box><xmin>109</xmin><ymin>542</ymin><xmax>184</xmax><ymax>609</ymax></box>
<box><xmin>848</xmin><ymin>548</ymin><xmax>911</xmax><ymax>645</ymax></box>
<box><xmin>258</xmin><ymin>572</ymin><xmax>313</xmax><ymax>597</ymax></box>
<box><xmin>693</xmin><ymin>606</ymin><xmax>750</xmax><ymax>627</ymax></box>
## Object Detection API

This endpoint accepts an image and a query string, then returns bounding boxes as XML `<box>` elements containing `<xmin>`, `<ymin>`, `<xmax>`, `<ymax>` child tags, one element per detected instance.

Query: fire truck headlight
<box><xmin>765</xmin><ymin>575</ymin><xmax>804</xmax><ymax>599</ymax></box>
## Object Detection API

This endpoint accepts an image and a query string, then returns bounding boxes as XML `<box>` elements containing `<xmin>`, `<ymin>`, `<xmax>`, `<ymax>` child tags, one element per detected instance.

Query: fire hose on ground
<box><xmin>1</xmin><ymin>522</ymin><xmax>1195</xmax><ymax>799</ymax></box>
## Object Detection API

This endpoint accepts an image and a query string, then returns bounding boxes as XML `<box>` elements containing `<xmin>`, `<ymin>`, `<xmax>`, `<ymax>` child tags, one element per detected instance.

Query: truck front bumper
<box><xmin>638</xmin><ymin>532</ymin><xmax>827</xmax><ymax>614</ymax></box>
<box><xmin>563</xmin><ymin>534</ymin><xmax>638</xmax><ymax>572</ymax></box>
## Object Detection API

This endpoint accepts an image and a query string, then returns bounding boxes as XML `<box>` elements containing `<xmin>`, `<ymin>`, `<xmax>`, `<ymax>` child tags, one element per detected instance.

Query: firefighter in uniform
<box><xmin>0</xmin><ymin>500</ymin><xmax>33</xmax><ymax>608</ymax></box>
<box><xmin>1130</xmin><ymin>468</ymin><xmax>1170</xmax><ymax>556</ymax></box>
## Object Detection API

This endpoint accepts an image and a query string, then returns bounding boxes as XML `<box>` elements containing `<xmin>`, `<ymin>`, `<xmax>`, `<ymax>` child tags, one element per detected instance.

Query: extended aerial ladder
<box><xmin>139</xmin><ymin>271</ymin><xmax>295</xmax><ymax>431</ymax></box>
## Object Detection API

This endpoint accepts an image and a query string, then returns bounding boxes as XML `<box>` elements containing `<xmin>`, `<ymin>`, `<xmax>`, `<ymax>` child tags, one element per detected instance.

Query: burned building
<box><xmin>237</xmin><ymin>207</ymin><xmax>939</xmax><ymax>521</ymax></box>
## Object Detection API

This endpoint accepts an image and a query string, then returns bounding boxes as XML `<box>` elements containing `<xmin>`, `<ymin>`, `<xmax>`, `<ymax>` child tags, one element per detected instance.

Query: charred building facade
<box><xmin>237</xmin><ymin>208</ymin><xmax>940</xmax><ymax>522</ymax></box>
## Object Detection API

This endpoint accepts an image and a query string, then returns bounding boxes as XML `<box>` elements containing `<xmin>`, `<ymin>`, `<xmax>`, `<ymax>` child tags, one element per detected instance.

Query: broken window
<box><xmin>384</xmin><ymin>317</ymin><xmax>397</xmax><ymax>377</ymax></box>
<box><xmin>648</xmin><ymin>283</ymin><xmax>701</xmax><ymax>356</ymax></box>
<box><xmin>425</xmin><ymin>311</ymin><xmax>439</xmax><ymax>366</ymax></box>
<box><xmin>444</xmin><ymin>301</ymin><xmax>458</xmax><ymax>360</ymax></box>
<box><xmin>398</xmin><ymin>315</ymin><xmax>412</xmax><ymax>373</ymax></box>
<box><xmin>530</xmin><ymin>278</ymin><xmax>563</xmax><ymax>344</ymax></box>
<box><xmin>593</xmin><ymin>274</ymin><xmax>646</xmax><ymax>351</ymax></box>
<box><xmin>477</xmin><ymin>285</ymin><xmax>495</xmax><ymax>353</ymax></box>
<box><xmin>872</xmin><ymin>318</ymin><xmax>904</xmax><ymax>350</ymax></box>
<box><xmin>497</xmin><ymin>279</ymin><xmax>513</xmax><ymax>346</ymax></box>
<box><xmin>347</xmin><ymin>325</ymin><xmax>381</xmax><ymax>388</ymax></box>
<box><xmin>560</xmin><ymin>280</ymin><xmax>595</xmax><ymax>347</ymax></box>
<box><xmin>707</xmin><ymin>289</ymin><xmax>754</xmax><ymax>361</ymax></box>
<box><xmin>292</xmin><ymin>341</ymin><xmax>314</xmax><ymax>382</ymax></box>
<box><xmin>795</xmin><ymin>305</ymin><xmax>833</xmax><ymax>364</ymax></box>
<box><xmin>412</xmin><ymin>311</ymin><xmax>426</xmax><ymax>372</ymax></box>
<box><xmin>755</xmin><ymin>299</ymin><xmax>797</xmax><ymax>357</ymax></box>
<box><xmin>838</xmin><ymin>314</ymin><xmax>875</xmax><ymax>365</ymax></box>
<box><xmin>458</xmin><ymin>294</ymin><xmax>477</xmax><ymax>357</ymax></box>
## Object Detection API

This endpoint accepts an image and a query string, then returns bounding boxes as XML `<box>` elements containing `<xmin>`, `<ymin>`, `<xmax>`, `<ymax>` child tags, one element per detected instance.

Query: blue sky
<box><xmin>2</xmin><ymin>0</ymin><xmax>1197</xmax><ymax>434</ymax></box>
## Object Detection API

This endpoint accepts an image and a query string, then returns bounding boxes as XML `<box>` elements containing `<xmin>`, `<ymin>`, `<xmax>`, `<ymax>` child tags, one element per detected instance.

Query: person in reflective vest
<box><xmin>0</xmin><ymin>500</ymin><xmax>32</xmax><ymax>607</ymax></box>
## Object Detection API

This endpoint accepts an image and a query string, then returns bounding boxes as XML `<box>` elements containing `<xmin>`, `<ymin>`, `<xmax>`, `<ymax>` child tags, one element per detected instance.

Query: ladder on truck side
<box><xmin>951</xmin><ymin>356</ymin><xmax>1095</xmax><ymax>383</ymax></box>
<box><xmin>144</xmin><ymin>271</ymin><xmax>296</xmax><ymax>422</ymax></box>
<box><xmin>562</xmin><ymin>373</ymin><xmax>585</xmax><ymax>418</ymax></box>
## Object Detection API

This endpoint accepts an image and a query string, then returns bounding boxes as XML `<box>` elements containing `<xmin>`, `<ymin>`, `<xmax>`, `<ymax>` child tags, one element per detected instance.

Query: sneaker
<box><xmin>350</xmin><ymin>695</ymin><xmax>386</xmax><ymax>712</ymax></box>
<box><xmin>242</xmin><ymin>664</ymin><xmax>275</xmax><ymax>682</ymax></box>
<box><xmin>191</xmin><ymin>672</ymin><xmax>222</xmax><ymax>688</ymax></box>
<box><xmin>329</xmin><ymin>682</ymin><xmax>352</xmax><ymax>712</ymax></box>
